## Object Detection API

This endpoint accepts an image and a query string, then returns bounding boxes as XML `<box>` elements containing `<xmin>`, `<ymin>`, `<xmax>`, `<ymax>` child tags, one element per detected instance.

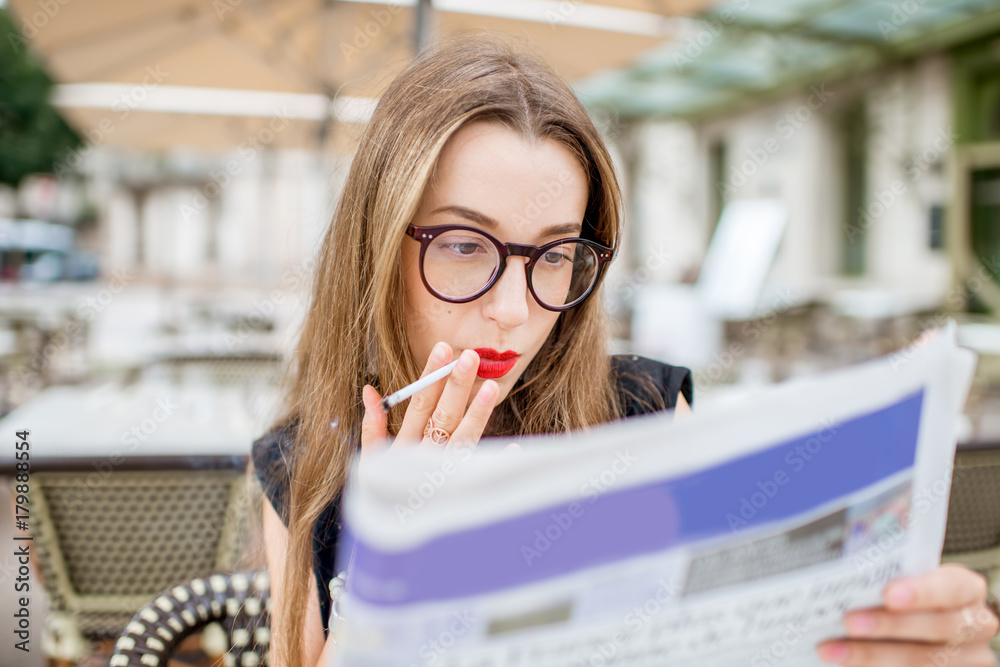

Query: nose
<box><xmin>480</xmin><ymin>256</ymin><xmax>531</xmax><ymax>329</ymax></box>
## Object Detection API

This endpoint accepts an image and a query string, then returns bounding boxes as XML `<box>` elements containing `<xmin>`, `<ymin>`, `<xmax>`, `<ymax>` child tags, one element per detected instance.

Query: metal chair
<box><xmin>942</xmin><ymin>445</ymin><xmax>1000</xmax><ymax>651</ymax></box>
<box><xmin>27</xmin><ymin>469</ymin><xmax>252</xmax><ymax>658</ymax></box>
<box><xmin>154</xmin><ymin>353</ymin><xmax>283</xmax><ymax>387</ymax></box>
<box><xmin>109</xmin><ymin>570</ymin><xmax>270</xmax><ymax>667</ymax></box>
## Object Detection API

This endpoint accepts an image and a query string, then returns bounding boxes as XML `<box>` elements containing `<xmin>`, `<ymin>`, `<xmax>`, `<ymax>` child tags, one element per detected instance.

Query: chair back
<box><xmin>29</xmin><ymin>469</ymin><xmax>251</xmax><ymax>638</ymax></box>
<box><xmin>942</xmin><ymin>444</ymin><xmax>1000</xmax><ymax>652</ymax></box>
<box><xmin>943</xmin><ymin>446</ymin><xmax>1000</xmax><ymax>565</ymax></box>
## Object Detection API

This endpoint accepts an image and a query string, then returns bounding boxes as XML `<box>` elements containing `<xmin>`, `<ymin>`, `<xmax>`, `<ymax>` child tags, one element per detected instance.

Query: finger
<box><xmin>883</xmin><ymin>564</ymin><xmax>988</xmax><ymax>611</ymax></box>
<box><xmin>423</xmin><ymin>349</ymin><xmax>480</xmax><ymax>445</ymax></box>
<box><xmin>448</xmin><ymin>379</ymin><xmax>499</xmax><ymax>450</ymax></box>
<box><xmin>396</xmin><ymin>341</ymin><xmax>454</xmax><ymax>444</ymax></box>
<box><xmin>844</xmin><ymin>605</ymin><xmax>1000</xmax><ymax>644</ymax></box>
<box><xmin>360</xmin><ymin>384</ymin><xmax>389</xmax><ymax>457</ymax></box>
<box><xmin>817</xmin><ymin>639</ymin><xmax>997</xmax><ymax>667</ymax></box>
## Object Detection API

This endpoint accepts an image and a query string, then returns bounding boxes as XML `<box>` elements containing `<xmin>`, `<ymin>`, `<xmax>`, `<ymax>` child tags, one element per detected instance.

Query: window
<box><xmin>839</xmin><ymin>100</ymin><xmax>867</xmax><ymax>276</ymax></box>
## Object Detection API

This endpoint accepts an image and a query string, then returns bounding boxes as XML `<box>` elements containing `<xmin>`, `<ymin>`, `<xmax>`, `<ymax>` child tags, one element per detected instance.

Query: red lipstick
<box><xmin>473</xmin><ymin>348</ymin><xmax>520</xmax><ymax>379</ymax></box>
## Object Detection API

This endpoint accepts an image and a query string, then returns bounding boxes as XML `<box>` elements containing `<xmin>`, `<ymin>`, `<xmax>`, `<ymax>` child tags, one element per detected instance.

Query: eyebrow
<box><xmin>430</xmin><ymin>205</ymin><xmax>583</xmax><ymax>238</ymax></box>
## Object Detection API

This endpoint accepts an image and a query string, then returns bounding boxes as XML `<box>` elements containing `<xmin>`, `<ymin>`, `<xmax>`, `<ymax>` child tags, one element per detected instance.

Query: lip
<box><xmin>473</xmin><ymin>347</ymin><xmax>520</xmax><ymax>379</ymax></box>
<box><xmin>474</xmin><ymin>347</ymin><xmax>519</xmax><ymax>361</ymax></box>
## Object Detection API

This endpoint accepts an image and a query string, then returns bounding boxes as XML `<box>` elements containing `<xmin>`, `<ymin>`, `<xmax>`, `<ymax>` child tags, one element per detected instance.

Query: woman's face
<box><xmin>402</xmin><ymin>120</ymin><xmax>590</xmax><ymax>410</ymax></box>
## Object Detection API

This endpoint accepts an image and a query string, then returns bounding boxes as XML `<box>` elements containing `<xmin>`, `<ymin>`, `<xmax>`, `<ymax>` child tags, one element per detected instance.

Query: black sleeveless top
<box><xmin>251</xmin><ymin>354</ymin><xmax>692</xmax><ymax>638</ymax></box>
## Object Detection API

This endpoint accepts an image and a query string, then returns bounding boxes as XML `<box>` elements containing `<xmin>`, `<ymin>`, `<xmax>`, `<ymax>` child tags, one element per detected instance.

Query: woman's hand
<box><xmin>360</xmin><ymin>341</ymin><xmax>500</xmax><ymax>461</ymax></box>
<box><xmin>818</xmin><ymin>564</ymin><xmax>999</xmax><ymax>665</ymax></box>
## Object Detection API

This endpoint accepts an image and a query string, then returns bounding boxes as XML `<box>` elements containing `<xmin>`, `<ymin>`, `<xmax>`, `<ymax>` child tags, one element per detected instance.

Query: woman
<box><xmin>252</xmin><ymin>36</ymin><xmax>999</xmax><ymax>667</ymax></box>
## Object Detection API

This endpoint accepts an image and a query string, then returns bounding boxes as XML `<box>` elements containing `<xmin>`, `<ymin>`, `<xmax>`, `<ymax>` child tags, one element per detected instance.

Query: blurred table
<box><xmin>0</xmin><ymin>379</ymin><xmax>277</xmax><ymax>472</ymax></box>
<box><xmin>0</xmin><ymin>378</ymin><xmax>278</xmax><ymax>652</ymax></box>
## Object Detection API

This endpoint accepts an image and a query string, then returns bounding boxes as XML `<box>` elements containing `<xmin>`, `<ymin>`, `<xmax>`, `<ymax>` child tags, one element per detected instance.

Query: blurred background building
<box><xmin>579</xmin><ymin>0</ymin><xmax>1000</xmax><ymax>418</ymax></box>
<box><xmin>1</xmin><ymin>0</ymin><xmax>999</xmax><ymax>665</ymax></box>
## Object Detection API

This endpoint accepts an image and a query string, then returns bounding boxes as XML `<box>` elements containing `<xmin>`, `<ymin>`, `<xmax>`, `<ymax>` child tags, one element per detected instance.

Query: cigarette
<box><xmin>380</xmin><ymin>359</ymin><xmax>461</xmax><ymax>412</ymax></box>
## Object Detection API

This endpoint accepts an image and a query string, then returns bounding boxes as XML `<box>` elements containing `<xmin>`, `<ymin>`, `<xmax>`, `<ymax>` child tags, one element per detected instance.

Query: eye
<box><xmin>541</xmin><ymin>249</ymin><xmax>572</xmax><ymax>266</ymax></box>
<box><xmin>435</xmin><ymin>235</ymin><xmax>490</xmax><ymax>256</ymax></box>
<box><xmin>447</xmin><ymin>242</ymin><xmax>482</xmax><ymax>255</ymax></box>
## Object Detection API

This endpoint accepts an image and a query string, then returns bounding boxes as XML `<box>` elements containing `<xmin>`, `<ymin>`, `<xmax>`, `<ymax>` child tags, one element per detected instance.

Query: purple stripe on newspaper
<box><xmin>339</xmin><ymin>390</ymin><xmax>924</xmax><ymax>606</ymax></box>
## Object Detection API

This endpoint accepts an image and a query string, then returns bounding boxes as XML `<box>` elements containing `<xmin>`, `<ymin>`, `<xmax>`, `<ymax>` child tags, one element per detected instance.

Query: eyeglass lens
<box><xmin>422</xmin><ymin>229</ymin><xmax>599</xmax><ymax>308</ymax></box>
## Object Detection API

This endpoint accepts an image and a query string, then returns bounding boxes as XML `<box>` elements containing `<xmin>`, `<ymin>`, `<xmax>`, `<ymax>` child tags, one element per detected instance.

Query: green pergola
<box><xmin>575</xmin><ymin>0</ymin><xmax>1000</xmax><ymax>121</ymax></box>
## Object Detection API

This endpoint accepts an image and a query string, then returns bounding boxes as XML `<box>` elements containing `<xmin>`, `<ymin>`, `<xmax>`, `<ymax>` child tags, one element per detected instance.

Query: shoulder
<box><xmin>610</xmin><ymin>354</ymin><xmax>694</xmax><ymax>418</ymax></box>
<box><xmin>251</xmin><ymin>418</ymin><xmax>299</xmax><ymax>526</ymax></box>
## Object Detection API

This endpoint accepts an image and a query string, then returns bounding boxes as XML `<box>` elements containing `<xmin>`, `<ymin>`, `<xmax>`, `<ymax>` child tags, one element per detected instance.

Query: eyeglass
<box><xmin>405</xmin><ymin>223</ymin><xmax>614</xmax><ymax>312</ymax></box>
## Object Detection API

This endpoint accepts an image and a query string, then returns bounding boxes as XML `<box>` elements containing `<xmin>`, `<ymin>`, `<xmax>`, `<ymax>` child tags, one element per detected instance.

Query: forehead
<box><xmin>423</xmin><ymin>121</ymin><xmax>589</xmax><ymax>236</ymax></box>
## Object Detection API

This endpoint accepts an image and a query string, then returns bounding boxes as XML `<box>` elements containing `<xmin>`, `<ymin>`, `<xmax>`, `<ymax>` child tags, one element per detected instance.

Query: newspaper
<box><xmin>331</xmin><ymin>325</ymin><xmax>977</xmax><ymax>666</ymax></box>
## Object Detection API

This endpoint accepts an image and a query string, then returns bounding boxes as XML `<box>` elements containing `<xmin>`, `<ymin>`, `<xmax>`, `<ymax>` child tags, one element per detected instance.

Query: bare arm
<box><xmin>674</xmin><ymin>392</ymin><xmax>692</xmax><ymax>419</ymax></box>
<box><xmin>263</xmin><ymin>498</ymin><xmax>338</xmax><ymax>667</ymax></box>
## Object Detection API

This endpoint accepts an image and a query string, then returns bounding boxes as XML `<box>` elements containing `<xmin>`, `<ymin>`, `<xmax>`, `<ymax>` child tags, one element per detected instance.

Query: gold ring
<box><xmin>424</xmin><ymin>416</ymin><xmax>451</xmax><ymax>445</ymax></box>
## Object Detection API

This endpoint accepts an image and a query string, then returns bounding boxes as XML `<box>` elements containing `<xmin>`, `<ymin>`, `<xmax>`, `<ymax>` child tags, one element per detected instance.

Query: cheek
<box><xmin>527</xmin><ymin>305</ymin><xmax>561</xmax><ymax>352</ymax></box>
<box><xmin>408</xmin><ymin>291</ymin><xmax>443</xmax><ymax>340</ymax></box>
<box><xmin>535</xmin><ymin>307</ymin><xmax>557</xmax><ymax>332</ymax></box>
<box><xmin>402</xmin><ymin>248</ymin><xmax>460</xmax><ymax>357</ymax></box>
<box><xmin>402</xmin><ymin>250</ymin><xmax>436</xmax><ymax>341</ymax></box>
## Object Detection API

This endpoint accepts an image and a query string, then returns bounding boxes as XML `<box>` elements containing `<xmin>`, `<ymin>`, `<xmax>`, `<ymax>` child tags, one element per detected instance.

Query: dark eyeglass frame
<box><xmin>404</xmin><ymin>223</ymin><xmax>615</xmax><ymax>312</ymax></box>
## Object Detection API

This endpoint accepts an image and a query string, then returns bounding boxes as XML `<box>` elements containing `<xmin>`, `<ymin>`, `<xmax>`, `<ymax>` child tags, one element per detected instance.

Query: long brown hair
<box><xmin>271</xmin><ymin>34</ymin><xmax>627</xmax><ymax>666</ymax></box>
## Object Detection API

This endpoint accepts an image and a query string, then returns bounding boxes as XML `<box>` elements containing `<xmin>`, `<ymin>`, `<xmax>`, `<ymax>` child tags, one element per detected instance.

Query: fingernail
<box><xmin>362</xmin><ymin>385</ymin><xmax>376</xmax><ymax>412</ymax></box>
<box><xmin>431</xmin><ymin>341</ymin><xmax>448</xmax><ymax>363</ymax></box>
<box><xmin>477</xmin><ymin>380</ymin><xmax>497</xmax><ymax>404</ymax></box>
<box><xmin>819</xmin><ymin>643</ymin><xmax>849</xmax><ymax>663</ymax></box>
<box><xmin>846</xmin><ymin>612</ymin><xmax>875</xmax><ymax>635</ymax></box>
<box><xmin>886</xmin><ymin>584</ymin><xmax>913</xmax><ymax>607</ymax></box>
<box><xmin>458</xmin><ymin>349</ymin><xmax>476</xmax><ymax>372</ymax></box>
